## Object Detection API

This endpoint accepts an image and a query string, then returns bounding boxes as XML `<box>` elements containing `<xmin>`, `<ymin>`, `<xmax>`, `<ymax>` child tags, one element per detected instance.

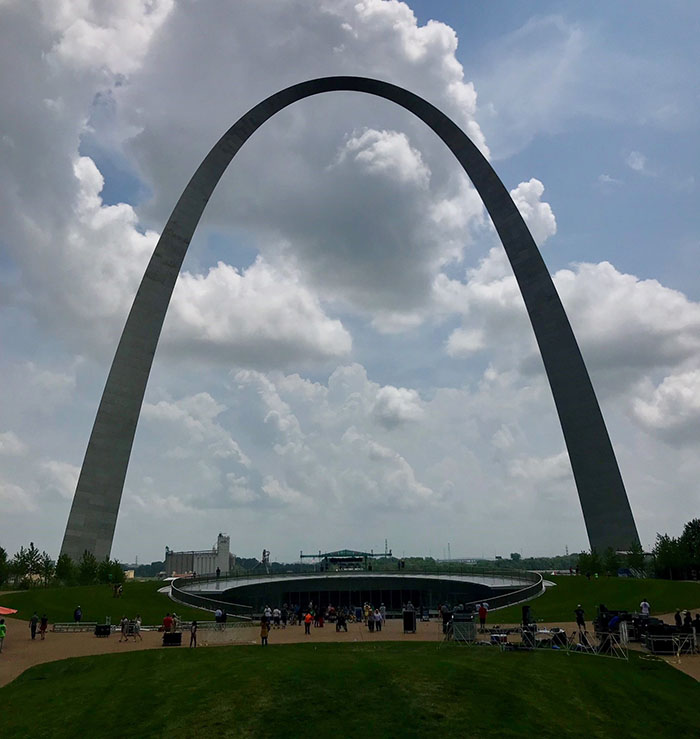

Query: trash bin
<box><xmin>403</xmin><ymin>610</ymin><xmax>416</xmax><ymax>633</ymax></box>
<box><xmin>162</xmin><ymin>632</ymin><xmax>182</xmax><ymax>646</ymax></box>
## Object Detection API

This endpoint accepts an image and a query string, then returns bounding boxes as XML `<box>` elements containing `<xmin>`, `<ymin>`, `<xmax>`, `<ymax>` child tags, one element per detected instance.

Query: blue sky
<box><xmin>1</xmin><ymin>0</ymin><xmax>699</xmax><ymax>564</ymax></box>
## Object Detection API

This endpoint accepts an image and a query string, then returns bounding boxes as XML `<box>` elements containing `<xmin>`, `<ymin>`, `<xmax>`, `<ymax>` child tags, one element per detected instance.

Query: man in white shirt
<box><xmin>639</xmin><ymin>598</ymin><xmax>651</xmax><ymax>626</ymax></box>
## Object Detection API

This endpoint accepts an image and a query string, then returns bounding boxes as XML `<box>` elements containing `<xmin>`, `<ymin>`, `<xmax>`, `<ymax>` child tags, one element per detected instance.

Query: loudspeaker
<box><xmin>162</xmin><ymin>632</ymin><xmax>182</xmax><ymax>646</ymax></box>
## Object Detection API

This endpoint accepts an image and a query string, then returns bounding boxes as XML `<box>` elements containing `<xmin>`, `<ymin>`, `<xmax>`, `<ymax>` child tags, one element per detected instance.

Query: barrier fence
<box><xmin>442</xmin><ymin>621</ymin><xmax>631</xmax><ymax>660</ymax></box>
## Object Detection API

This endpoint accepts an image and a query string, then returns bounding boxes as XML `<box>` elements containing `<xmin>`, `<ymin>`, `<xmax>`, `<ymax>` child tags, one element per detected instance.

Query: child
<box><xmin>260</xmin><ymin>619</ymin><xmax>269</xmax><ymax>646</ymax></box>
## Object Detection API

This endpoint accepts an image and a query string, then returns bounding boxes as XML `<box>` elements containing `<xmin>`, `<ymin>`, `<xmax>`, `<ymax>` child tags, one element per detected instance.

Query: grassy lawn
<box><xmin>495</xmin><ymin>575</ymin><xmax>700</xmax><ymax>624</ymax></box>
<box><xmin>0</xmin><ymin>581</ymin><xmax>208</xmax><ymax>625</ymax></box>
<box><xmin>1</xmin><ymin>642</ymin><xmax>698</xmax><ymax>737</ymax></box>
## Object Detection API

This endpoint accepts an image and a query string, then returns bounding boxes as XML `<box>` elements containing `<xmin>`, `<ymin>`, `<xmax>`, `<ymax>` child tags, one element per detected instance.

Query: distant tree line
<box><xmin>651</xmin><ymin>518</ymin><xmax>700</xmax><ymax>580</ymax></box>
<box><xmin>0</xmin><ymin>543</ymin><xmax>124</xmax><ymax>589</ymax></box>
<box><xmin>573</xmin><ymin>519</ymin><xmax>700</xmax><ymax>580</ymax></box>
<box><xmin>132</xmin><ymin>561</ymin><xmax>165</xmax><ymax>578</ymax></box>
<box><xmin>576</xmin><ymin>541</ymin><xmax>645</xmax><ymax>577</ymax></box>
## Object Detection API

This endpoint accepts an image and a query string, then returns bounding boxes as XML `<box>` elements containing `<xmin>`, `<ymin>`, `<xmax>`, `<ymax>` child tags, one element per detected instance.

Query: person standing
<box><xmin>190</xmin><ymin>620</ymin><xmax>197</xmax><ymax>648</ymax></box>
<box><xmin>374</xmin><ymin>608</ymin><xmax>382</xmax><ymax>632</ymax></box>
<box><xmin>260</xmin><ymin>619</ymin><xmax>269</xmax><ymax>646</ymax></box>
<box><xmin>574</xmin><ymin>604</ymin><xmax>586</xmax><ymax>631</ymax></box>
<box><xmin>0</xmin><ymin>618</ymin><xmax>6</xmax><ymax>652</ymax></box>
<box><xmin>119</xmin><ymin>615</ymin><xmax>129</xmax><ymax>642</ymax></box>
<box><xmin>336</xmin><ymin>610</ymin><xmax>347</xmax><ymax>632</ymax></box>
<box><xmin>478</xmin><ymin>603</ymin><xmax>487</xmax><ymax>633</ymax></box>
<box><xmin>39</xmin><ymin>614</ymin><xmax>48</xmax><ymax>640</ymax></box>
<box><xmin>639</xmin><ymin>598</ymin><xmax>650</xmax><ymax>627</ymax></box>
<box><xmin>29</xmin><ymin>612</ymin><xmax>39</xmax><ymax>640</ymax></box>
<box><xmin>73</xmin><ymin>606</ymin><xmax>82</xmax><ymax>623</ymax></box>
<box><xmin>273</xmin><ymin>607</ymin><xmax>281</xmax><ymax>629</ymax></box>
<box><xmin>441</xmin><ymin>603</ymin><xmax>451</xmax><ymax>634</ymax></box>
<box><xmin>304</xmin><ymin>611</ymin><xmax>312</xmax><ymax>635</ymax></box>
<box><xmin>675</xmin><ymin>609</ymin><xmax>683</xmax><ymax>628</ymax></box>
<box><xmin>163</xmin><ymin>613</ymin><xmax>174</xmax><ymax>633</ymax></box>
<box><xmin>134</xmin><ymin>614</ymin><xmax>143</xmax><ymax>641</ymax></box>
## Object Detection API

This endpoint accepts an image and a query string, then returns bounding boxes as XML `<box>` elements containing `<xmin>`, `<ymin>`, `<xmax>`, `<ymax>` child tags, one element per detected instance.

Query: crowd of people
<box><xmin>256</xmin><ymin>601</ymin><xmax>404</xmax><ymax>643</ymax></box>
<box><xmin>674</xmin><ymin>608</ymin><xmax>700</xmax><ymax>633</ymax></box>
<box><xmin>572</xmin><ymin>598</ymin><xmax>700</xmax><ymax>636</ymax></box>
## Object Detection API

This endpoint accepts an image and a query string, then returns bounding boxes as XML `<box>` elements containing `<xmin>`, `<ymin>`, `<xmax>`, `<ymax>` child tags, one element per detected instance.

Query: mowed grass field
<box><xmin>2</xmin><ymin>643</ymin><xmax>698</xmax><ymax>737</ymax></box>
<box><xmin>494</xmin><ymin>575</ymin><xmax>700</xmax><ymax>623</ymax></box>
<box><xmin>0</xmin><ymin>581</ymin><xmax>207</xmax><ymax>624</ymax></box>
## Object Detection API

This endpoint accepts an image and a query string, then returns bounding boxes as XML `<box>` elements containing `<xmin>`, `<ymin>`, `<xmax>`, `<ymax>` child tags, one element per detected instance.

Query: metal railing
<box><xmin>169</xmin><ymin>581</ymin><xmax>253</xmax><ymax>619</ymax></box>
<box><xmin>171</xmin><ymin>568</ymin><xmax>544</xmax><ymax>615</ymax></box>
<box><xmin>178</xmin><ymin>566</ymin><xmax>541</xmax><ymax>587</ymax></box>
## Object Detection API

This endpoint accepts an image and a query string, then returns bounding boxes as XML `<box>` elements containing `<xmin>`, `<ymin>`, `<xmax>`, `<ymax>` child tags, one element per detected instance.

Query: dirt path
<box><xmin>2</xmin><ymin>615</ymin><xmax>698</xmax><ymax>688</ymax></box>
<box><xmin>0</xmin><ymin>616</ymin><xmax>165</xmax><ymax>687</ymax></box>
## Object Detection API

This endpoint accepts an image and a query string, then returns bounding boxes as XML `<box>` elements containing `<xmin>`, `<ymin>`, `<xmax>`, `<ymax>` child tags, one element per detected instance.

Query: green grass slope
<box><xmin>495</xmin><ymin>575</ymin><xmax>700</xmax><ymax>623</ymax></box>
<box><xmin>0</xmin><ymin>581</ymin><xmax>207</xmax><ymax>624</ymax></box>
<box><xmin>1</xmin><ymin>643</ymin><xmax>698</xmax><ymax>737</ymax></box>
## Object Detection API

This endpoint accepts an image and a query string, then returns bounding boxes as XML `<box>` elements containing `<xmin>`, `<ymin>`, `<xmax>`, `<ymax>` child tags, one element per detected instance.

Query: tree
<box><xmin>510</xmin><ymin>553</ymin><xmax>521</xmax><ymax>562</ymax></box>
<box><xmin>97</xmin><ymin>556</ymin><xmax>112</xmax><ymax>584</ymax></box>
<box><xmin>577</xmin><ymin>549</ymin><xmax>603</xmax><ymax>576</ymax></box>
<box><xmin>653</xmin><ymin>533</ymin><xmax>683</xmax><ymax>579</ymax></box>
<box><xmin>110</xmin><ymin>560</ymin><xmax>125</xmax><ymax>585</ymax></box>
<box><xmin>26</xmin><ymin>542</ymin><xmax>42</xmax><ymax>577</ymax></box>
<box><xmin>680</xmin><ymin>518</ymin><xmax>700</xmax><ymax>566</ymax></box>
<box><xmin>602</xmin><ymin>547</ymin><xmax>621</xmax><ymax>576</ymax></box>
<box><xmin>96</xmin><ymin>557</ymin><xmax>125</xmax><ymax>585</ymax></box>
<box><xmin>78</xmin><ymin>550</ymin><xmax>98</xmax><ymax>585</ymax></box>
<box><xmin>55</xmin><ymin>553</ymin><xmax>76</xmax><ymax>584</ymax></box>
<box><xmin>39</xmin><ymin>551</ymin><xmax>55</xmax><ymax>586</ymax></box>
<box><xmin>625</xmin><ymin>540</ymin><xmax>645</xmax><ymax>573</ymax></box>
<box><xmin>11</xmin><ymin>546</ymin><xmax>30</xmax><ymax>584</ymax></box>
<box><xmin>0</xmin><ymin>546</ymin><xmax>8</xmax><ymax>586</ymax></box>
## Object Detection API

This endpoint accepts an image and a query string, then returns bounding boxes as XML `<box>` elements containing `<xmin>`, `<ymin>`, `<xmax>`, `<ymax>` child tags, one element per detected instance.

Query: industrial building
<box><xmin>164</xmin><ymin>533</ymin><xmax>233</xmax><ymax>577</ymax></box>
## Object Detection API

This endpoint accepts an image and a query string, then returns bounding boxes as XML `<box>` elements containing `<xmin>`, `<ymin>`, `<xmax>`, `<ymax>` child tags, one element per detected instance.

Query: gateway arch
<box><xmin>61</xmin><ymin>77</ymin><xmax>639</xmax><ymax>561</ymax></box>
